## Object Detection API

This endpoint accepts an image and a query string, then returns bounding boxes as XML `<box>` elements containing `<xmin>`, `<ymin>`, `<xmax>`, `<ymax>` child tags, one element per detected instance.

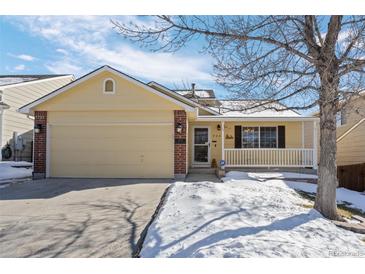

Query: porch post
<box><xmin>313</xmin><ymin>120</ymin><xmax>318</xmax><ymax>170</ymax></box>
<box><xmin>301</xmin><ymin>121</ymin><xmax>304</xmax><ymax>148</ymax></box>
<box><xmin>221</xmin><ymin>121</ymin><xmax>225</xmax><ymax>161</ymax></box>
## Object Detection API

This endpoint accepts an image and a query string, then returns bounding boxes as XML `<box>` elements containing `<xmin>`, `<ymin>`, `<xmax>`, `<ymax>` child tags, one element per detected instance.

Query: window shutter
<box><xmin>278</xmin><ymin>126</ymin><xmax>285</xmax><ymax>148</ymax></box>
<box><xmin>234</xmin><ymin>126</ymin><xmax>242</xmax><ymax>148</ymax></box>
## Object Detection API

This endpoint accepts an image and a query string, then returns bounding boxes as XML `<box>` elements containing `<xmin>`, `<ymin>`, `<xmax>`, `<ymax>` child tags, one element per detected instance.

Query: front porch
<box><xmin>188</xmin><ymin>118</ymin><xmax>318</xmax><ymax>170</ymax></box>
<box><xmin>224</xmin><ymin>148</ymin><xmax>315</xmax><ymax>168</ymax></box>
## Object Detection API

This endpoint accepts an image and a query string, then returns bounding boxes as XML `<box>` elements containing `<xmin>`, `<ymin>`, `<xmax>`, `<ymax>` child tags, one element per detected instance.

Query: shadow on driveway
<box><xmin>0</xmin><ymin>178</ymin><xmax>173</xmax><ymax>200</ymax></box>
<box><xmin>0</xmin><ymin>179</ymin><xmax>170</xmax><ymax>257</ymax></box>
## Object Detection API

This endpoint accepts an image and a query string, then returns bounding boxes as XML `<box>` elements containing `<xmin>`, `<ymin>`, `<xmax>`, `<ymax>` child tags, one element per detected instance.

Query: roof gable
<box><xmin>19</xmin><ymin>66</ymin><xmax>195</xmax><ymax>114</ymax></box>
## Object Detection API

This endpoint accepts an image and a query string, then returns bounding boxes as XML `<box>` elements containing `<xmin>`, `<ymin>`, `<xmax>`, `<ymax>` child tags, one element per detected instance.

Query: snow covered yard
<box><xmin>140</xmin><ymin>172</ymin><xmax>365</xmax><ymax>258</ymax></box>
<box><xmin>0</xmin><ymin>161</ymin><xmax>32</xmax><ymax>181</ymax></box>
<box><xmin>226</xmin><ymin>171</ymin><xmax>365</xmax><ymax>213</ymax></box>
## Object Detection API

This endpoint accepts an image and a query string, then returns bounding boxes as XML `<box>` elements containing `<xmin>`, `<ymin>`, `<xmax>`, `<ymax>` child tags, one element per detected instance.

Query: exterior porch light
<box><xmin>176</xmin><ymin>122</ymin><xmax>183</xmax><ymax>133</ymax></box>
<box><xmin>34</xmin><ymin>124</ymin><xmax>42</xmax><ymax>134</ymax></box>
<box><xmin>217</xmin><ymin>124</ymin><xmax>221</xmax><ymax>131</ymax></box>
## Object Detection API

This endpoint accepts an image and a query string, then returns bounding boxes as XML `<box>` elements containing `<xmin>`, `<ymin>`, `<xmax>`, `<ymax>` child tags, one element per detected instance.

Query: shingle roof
<box><xmin>0</xmin><ymin>74</ymin><xmax>71</xmax><ymax>87</ymax></box>
<box><xmin>175</xmin><ymin>89</ymin><xmax>216</xmax><ymax>99</ymax></box>
<box><xmin>208</xmin><ymin>100</ymin><xmax>301</xmax><ymax>117</ymax></box>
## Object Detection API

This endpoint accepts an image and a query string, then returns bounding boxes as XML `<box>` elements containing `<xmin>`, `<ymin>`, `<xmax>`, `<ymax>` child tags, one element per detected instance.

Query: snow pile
<box><xmin>141</xmin><ymin>174</ymin><xmax>365</xmax><ymax>258</ymax></box>
<box><xmin>0</xmin><ymin>161</ymin><xmax>32</xmax><ymax>180</ymax></box>
<box><xmin>223</xmin><ymin>171</ymin><xmax>317</xmax><ymax>181</ymax></box>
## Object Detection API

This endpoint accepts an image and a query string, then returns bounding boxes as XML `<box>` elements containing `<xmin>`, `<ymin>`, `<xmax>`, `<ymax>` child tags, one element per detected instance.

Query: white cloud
<box><xmin>17</xmin><ymin>54</ymin><xmax>35</xmax><ymax>61</ymax></box>
<box><xmin>7</xmin><ymin>16</ymin><xmax>213</xmax><ymax>83</ymax></box>
<box><xmin>80</xmin><ymin>43</ymin><xmax>212</xmax><ymax>82</ymax></box>
<box><xmin>56</xmin><ymin>48</ymin><xmax>68</xmax><ymax>55</ymax></box>
<box><xmin>8</xmin><ymin>53</ymin><xmax>36</xmax><ymax>61</ymax></box>
<box><xmin>45</xmin><ymin>59</ymin><xmax>83</xmax><ymax>75</ymax></box>
<box><xmin>14</xmin><ymin>64</ymin><xmax>26</xmax><ymax>71</ymax></box>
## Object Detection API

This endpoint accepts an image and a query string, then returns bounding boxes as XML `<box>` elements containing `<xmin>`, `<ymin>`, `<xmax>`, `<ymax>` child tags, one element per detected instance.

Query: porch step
<box><xmin>189</xmin><ymin>168</ymin><xmax>216</xmax><ymax>174</ymax></box>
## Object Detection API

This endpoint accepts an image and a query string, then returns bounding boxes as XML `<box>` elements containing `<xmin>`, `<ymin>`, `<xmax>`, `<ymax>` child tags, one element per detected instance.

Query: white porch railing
<box><xmin>224</xmin><ymin>148</ymin><xmax>315</xmax><ymax>168</ymax></box>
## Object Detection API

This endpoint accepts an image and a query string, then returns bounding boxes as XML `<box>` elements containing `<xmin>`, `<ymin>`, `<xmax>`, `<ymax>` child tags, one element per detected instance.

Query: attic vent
<box><xmin>103</xmin><ymin>78</ymin><xmax>115</xmax><ymax>94</ymax></box>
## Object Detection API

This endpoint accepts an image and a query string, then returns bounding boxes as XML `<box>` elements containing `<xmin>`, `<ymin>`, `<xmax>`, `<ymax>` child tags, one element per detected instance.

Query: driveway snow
<box><xmin>0</xmin><ymin>161</ymin><xmax>32</xmax><ymax>181</ymax></box>
<box><xmin>141</xmin><ymin>172</ymin><xmax>365</xmax><ymax>258</ymax></box>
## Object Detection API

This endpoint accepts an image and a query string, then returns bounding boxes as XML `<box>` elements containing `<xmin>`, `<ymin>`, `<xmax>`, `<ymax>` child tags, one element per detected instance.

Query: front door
<box><xmin>193</xmin><ymin>127</ymin><xmax>210</xmax><ymax>166</ymax></box>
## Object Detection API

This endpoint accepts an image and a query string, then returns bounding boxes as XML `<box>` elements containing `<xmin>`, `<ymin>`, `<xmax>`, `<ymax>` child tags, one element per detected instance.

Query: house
<box><xmin>19</xmin><ymin>65</ymin><xmax>318</xmax><ymax>179</ymax></box>
<box><xmin>0</xmin><ymin>74</ymin><xmax>74</xmax><ymax>162</ymax></box>
<box><xmin>336</xmin><ymin>92</ymin><xmax>365</xmax><ymax>166</ymax></box>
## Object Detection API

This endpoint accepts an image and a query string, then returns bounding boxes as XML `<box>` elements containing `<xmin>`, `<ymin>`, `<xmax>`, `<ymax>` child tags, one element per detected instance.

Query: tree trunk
<box><xmin>314</xmin><ymin>68</ymin><xmax>340</xmax><ymax>220</ymax></box>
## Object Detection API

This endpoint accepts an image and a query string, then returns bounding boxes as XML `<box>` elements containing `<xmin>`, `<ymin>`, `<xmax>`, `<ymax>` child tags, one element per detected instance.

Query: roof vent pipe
<box><xmin>191</xmin><ymin>83</ymin><xmax>196</xmax><ymax>97</ymax></box>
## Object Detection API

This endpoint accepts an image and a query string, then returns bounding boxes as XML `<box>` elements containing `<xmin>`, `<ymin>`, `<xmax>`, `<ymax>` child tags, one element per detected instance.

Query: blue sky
<box><xmin>0</xmin><ymin>16</ymin><xmax>228</xmax><ymax>98</ymax></box>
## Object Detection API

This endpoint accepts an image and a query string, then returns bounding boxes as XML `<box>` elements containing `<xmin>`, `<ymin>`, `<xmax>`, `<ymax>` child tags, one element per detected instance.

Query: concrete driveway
<box><xmin>0</xmin><ymin>178</ymin><xmax>171</xmax><ymax>257</ymax></box>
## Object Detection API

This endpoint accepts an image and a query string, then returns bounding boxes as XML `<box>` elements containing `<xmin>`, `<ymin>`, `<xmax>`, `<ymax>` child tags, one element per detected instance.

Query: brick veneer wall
<box><xmin>33</xmin><ymin>111</ymin><xmax>47</xmax><ymax>179</ymax></box>
<box><xmin>174</xmin><ymin>110</ymin><xmax>187</xmax><ymax>177</ymax></box>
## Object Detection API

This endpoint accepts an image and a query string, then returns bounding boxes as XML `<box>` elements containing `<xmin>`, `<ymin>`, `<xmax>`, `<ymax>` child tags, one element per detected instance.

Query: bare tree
<box><xmin>112</xmin><ymin>16</ymin><xmax>365</xmax><ymax>220</ymax></box>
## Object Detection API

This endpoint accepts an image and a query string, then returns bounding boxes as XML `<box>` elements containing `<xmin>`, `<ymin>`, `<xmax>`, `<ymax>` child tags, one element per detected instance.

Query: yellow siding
<box><xmin>335</xmin><ymin>96</ymin><xmax>365</xmax><ymax>166</ymax></box>
<box><xmin>48</xmin><ymin>110</ymin><xmax>174</xmax><ymax>124</ymax></box>
<box><xmin>1</xmin><ymin>77</ymin><xmax>72</xmax><ymax>160</ymax></box>
<box><xmin>34</xmin><ymin>71</ymin><xmax>183</xmax><ymax>112</ymax></box>
<box><xmin>337</xmin><ymin>120</ymin><xmax>365</xmax><ymax>166</ymax></box>
<box><xmin>188</xmin><ymin>121</ymin><xmax>304</xmax><ymax>167</ymax></box>
<box><xmin>198</xmin><ymin>108</ymin><xmax>215</xmax><ymax>115</ymax></box>
<box><xmin>341</xmin><ymin>96</ymin><xmax>365</xmax><ymax>126</ymax></box>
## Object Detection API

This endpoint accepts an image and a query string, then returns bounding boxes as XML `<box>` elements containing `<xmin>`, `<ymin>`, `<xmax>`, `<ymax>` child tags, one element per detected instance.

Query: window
<box><xmin>242</xmin><ymin>126</ymin><xmax>277</xmax><ymax>148</ymax></box>
<box><xmin>242</xmin><ymin>127</ymin><xmax>259</xmax><ymax>148</ymax></box>
<box><xmin>103</xmin><ymin>78</ymin><xmax>115</xmax><ymax>94</ymax></box>
<box><xmin>337</xmin><ymin>110</ymin><xmax>347</xmax><ymax>126</ymax></box>
<box><xmin>260</xmin><ymin>127</ymin><xmax>277</xmax><ymax>148</ymax></box>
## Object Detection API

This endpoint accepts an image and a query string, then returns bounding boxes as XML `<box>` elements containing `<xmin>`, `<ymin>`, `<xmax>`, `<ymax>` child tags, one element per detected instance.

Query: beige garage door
<box><xmin>49</xmin><ymin>125</ymin><xmax>174</xmax><ymax>178</ymax></box>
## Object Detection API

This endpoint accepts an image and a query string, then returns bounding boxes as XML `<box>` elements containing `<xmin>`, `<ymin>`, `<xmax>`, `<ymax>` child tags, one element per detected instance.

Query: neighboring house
<box><xmin>19</xmin><ymin>65</ymin><xmax>318</xmax><ymax>179</ymax></box>
<box><xmin>336</xmin><ymin>92</ymin><xmax>365</xmax><ymax>166</ymax></box>
<box><xmin>0</xmin><ymin>74</ymin><xmax>74</xmax><ymax>162</ymax></box>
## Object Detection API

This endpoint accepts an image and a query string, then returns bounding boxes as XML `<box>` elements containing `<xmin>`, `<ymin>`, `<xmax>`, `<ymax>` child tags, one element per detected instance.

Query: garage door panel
<box><xmin>52</xmin><ymin>151</ymin><xmax>172</xmax><ymax>166</ymax></box>
<box><xmin>51</xmin><ymin>140</ymin><xmax>172</xmax><ymax>152</ymax></box>
<box><xmin>50</xmin><ymin>125</ymin><xmax>173</xmax><ymax>178</ymax></box>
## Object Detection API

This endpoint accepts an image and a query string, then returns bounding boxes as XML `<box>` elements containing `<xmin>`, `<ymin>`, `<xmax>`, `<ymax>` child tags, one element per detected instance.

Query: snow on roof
<box><xmin>0</xmin><ymin>77</ymin><xmax>37</xmax><ymax>86</ymax></box>
<box><xmin>175</xmin><ymin>89</ymin><xmax>215</xmax><ymax>99</ymax></box>
<box><xmin>0</xmin><ymin>75</ymin><xmax>70</xmax><ymax>87</ymax></box>
<box><xmin>209</xmin><ymin>100</ymin><xmax>301</xmax><ymax>117</ymax></box>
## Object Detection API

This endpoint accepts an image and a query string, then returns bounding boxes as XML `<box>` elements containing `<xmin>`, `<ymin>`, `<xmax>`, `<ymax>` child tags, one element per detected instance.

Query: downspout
<box><xmin>0</xmin><ymin>109</ymin><xmax>3</xmax><ymax>160</ymax></box>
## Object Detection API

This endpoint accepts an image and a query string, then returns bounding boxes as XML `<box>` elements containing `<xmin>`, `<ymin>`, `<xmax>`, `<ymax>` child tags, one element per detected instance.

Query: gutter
<box><xmin>0</xmin><ymin>109</ymin><xmax>4</xmax><ymax>158</ymax></box>
<box><xmin>196</xmin><ymin>116</ymin><xmax>320</xmax><ymax>122</ymax></box>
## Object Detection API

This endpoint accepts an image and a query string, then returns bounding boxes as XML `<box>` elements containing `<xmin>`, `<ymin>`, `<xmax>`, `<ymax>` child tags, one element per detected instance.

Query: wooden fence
<box><xmin>337</xmin><ymin>163</ymin><xmax>365</xmax><ymax>192</ymax></box>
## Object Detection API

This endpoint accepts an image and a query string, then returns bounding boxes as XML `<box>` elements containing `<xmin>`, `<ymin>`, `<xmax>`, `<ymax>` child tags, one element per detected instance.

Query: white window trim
<box><xmin>103</xmin><ymin>78</ymin><xmax>116</xmax><ymax>94</ymax></box>
<box><xmin>242</xmin><ymin>126</ymin><xmax>278</xmax><ymax>149</ymax></box>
